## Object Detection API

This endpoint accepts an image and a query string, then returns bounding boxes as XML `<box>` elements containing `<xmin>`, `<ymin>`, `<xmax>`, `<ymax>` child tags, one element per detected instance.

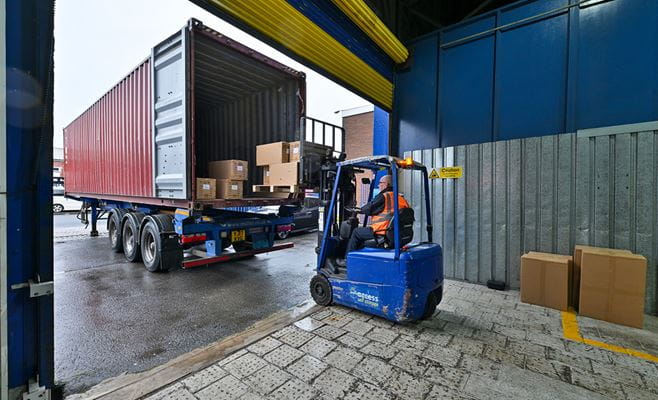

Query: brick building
<box><xmin>341</xmin><ymin>105</ymin><xmax>374</xmax><ymax>206</ymax></box>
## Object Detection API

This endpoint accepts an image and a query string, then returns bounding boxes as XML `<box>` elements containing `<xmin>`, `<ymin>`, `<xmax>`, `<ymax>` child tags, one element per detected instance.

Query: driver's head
<box><xmin>378</xmin><ymin>175</ymin><xmax>392</xmax><ymax>190</ymax></box>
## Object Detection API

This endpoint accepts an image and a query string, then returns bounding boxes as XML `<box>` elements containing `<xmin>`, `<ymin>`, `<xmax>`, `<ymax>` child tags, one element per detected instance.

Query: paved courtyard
<box><xmin>143</xmin><ymin>280</ymin><xmax>658</xmax><ymax>400</ymax></box>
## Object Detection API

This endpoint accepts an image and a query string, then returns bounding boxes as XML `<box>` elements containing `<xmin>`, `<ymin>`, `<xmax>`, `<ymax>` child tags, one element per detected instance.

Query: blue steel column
<box><xmin>6</xmin><ymin>0</ymin><xmax>55</xmax><ymax>393</ymax></box>
<box><xmin>372</xmin><ymin>106</ymin><xmax>390</xmax><ymax>186</ymax></box>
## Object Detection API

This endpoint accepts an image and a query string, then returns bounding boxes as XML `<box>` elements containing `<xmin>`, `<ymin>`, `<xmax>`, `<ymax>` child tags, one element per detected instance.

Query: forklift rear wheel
<box><xmin>421</xmin><ymin>291</ymin><xmax>439</xmax><ymax>320</ymax></box>
<box><xmin>310</xmin><ymin>274</ymin><xmax>332</xmax><ymax>306</ymax></box>
<box><xmin>141</xmin><ymin>221</ymin><xmax>162</xmax><ymax>272</ymax></box>
<box><xmin>108</xmin><ymin>212</ymin><xmax>123</xmax><ymax>252</ymax></box>
<box><xmin>122</xmin><ymin>215</ymin><xmax>142</xmax><ymax>262</ymax></box>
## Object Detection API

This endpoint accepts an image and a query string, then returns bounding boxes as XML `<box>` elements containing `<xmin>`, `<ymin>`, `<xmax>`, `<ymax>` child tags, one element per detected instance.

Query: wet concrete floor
<box><xmin>53</xmin><ymin>214</ymin><xmax>317</xmax><ymax>395</ymax></box>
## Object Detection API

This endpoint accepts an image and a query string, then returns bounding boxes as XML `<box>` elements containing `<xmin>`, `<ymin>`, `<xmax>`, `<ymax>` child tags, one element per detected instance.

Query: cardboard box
<box><xmin>269</xmin><ymin>161</ymin><xmax>298</xmax><ymax>186</ymax></box>
<box><xmin>217</xmin><ymin>179</ymin><xmax>243</xmax><ymax>199</ymax></box>
<box><xmin>288</xmin><ymin>141</ymin><xmax>332</xmax><ymax>162</ymax></box>
<box><xmin>256</xmin><ymin>142</ymin><xmax>289</xmax><ymax>166</ymax></box>
<box><xmin>262</xmin><ymin>166</ymin><xmax>271</xmax><ymax>185</ymax></box>
<box><xmin>572</xmin><ymin>245</ymin><xmax>632</xmax><ymax>309</ymax></box>
<box><xmin>208</xmin><ymin>160</ymin><xmax>248</xmax><ymax>181</ymax></box>
<box><xmin>579</xmin><ymin>249</ymin><xmax>647</xmax><ymax>328</ymax></box>
<box><xmin>521</xmin><ymin>252</ymin><xmax>572</xmax><ymax>311</ymax></box>
<box><xmin>196</xmin><ymin>178</ymin><xmax>216</xmax><ymax>200</ymax></box>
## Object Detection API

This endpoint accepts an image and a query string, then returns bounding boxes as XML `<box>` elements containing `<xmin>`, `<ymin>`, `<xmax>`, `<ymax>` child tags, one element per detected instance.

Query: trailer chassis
<box><xmin>76</xmin><ymin>197</ymin><xmax>294</xmax><ymax>271</ymax></box>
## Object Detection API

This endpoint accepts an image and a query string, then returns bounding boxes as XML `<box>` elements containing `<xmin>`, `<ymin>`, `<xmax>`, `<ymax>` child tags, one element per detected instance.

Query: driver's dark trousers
<box><xmin>346</xmin><ymin>227</ymin><xmax>375</xmax><ymax>254</ymax></box>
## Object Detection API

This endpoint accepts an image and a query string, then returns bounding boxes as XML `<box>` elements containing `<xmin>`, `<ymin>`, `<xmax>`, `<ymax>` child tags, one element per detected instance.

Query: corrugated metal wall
<box><xmin>403</xmin><ymin>122</ymin><xmax>658</xmax><ymax>314</ymax></box>
<box><xmin>64</xmin><ymin>60</ymin><xmax>153</xmax><ymax>198</ymax></box>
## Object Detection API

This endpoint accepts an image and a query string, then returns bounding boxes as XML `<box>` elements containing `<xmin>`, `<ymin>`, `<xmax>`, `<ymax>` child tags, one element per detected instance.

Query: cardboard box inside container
<box><xmin>572</xmin><ymin>245</ymin><xmax>632</xmax><ymax>310</ymax></box>
<box><xmin>262</xmin><ymin>166</ymin><xmax>270</xmax><ymax>185</ymax></box>
<box><xmin>269</xmin><ymin>161</ymin><xmax>298</xmax><ymax>186</ymax></box>
<box><xmin>256</xmin><ymin>142</ymin><xmax>289</xmax><ymax>166</ymax></box>
<box><xmin>288</xmin><ymin>141</ymin><xmax>332</xmax><ymax>162</ymax></box>
<box><xmin>208</xmin><ymin>159</ymin><xmax>248</xmax><ymax>181</ymax></box>
<box><xmin>196</xmin><ymin>178</ymin><xmax>216</xmax><ymax>200</ymax></box>
<box><xmin>521</xmin><ymin>252</ymin><xmax>572</xmax><ymax>311</ymax></box>
<box><xmin>579</xmin><ymin>249</ymin><xmax>646</xmax><ymax>328</ymax></box>
<box><xmin>217</xmin><ymin>179</ymin><xmax>243</xmax><ymax>199</ymax></box>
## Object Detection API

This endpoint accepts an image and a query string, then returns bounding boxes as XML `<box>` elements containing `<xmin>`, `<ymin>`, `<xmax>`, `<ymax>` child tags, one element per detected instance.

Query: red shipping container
<box><xmin>64</xmin><ymin>19</ymin><xmax>305</xmax><ymax>207</ymax></box>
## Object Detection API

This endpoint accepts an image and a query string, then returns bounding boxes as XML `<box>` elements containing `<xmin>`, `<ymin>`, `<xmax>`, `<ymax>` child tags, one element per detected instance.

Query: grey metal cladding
<box><xmin>403</xmin><ymin>124</ymin><xmax>658</xmax><ymax>314</ymax></box>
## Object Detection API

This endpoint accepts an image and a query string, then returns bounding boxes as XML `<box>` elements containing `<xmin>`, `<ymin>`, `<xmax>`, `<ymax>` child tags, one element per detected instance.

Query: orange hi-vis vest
<box><xmin>370</xmin><ymin>191</ymin><xmax>410</xmax><ymax>234</ymax></box>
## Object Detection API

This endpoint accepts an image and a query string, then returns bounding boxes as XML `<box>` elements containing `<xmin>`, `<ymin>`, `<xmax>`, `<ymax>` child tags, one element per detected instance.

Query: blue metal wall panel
<box><xmin>496</xmin><ymin>1</ymin><xmax>568</xmax><ymax>140</ymax></box>
<box><xmin>393</xmin><ymin>35</ymin><xmax>438</xmax><ymax>154</ymax></box>
<box><xmin>576</xmin><ymin>0</ymin><xmax>658</xmax><ymax>128</ymax></box>
<box><xmin>439</xmin><ymin>36</ymin><xmax>494</xmax><ymax>147</ymax></box>
<box><xmin>6</xmin><ymin>0</ymin><xmax>55</xmax><ymax>391</ymax></box>
<box><xmin>372</xmin><ymin>106</ymin><xmax>389</xmax><ymax>155</ymax></box>
<box><xmin>394</xmin><ymin>0</ymin><xmax>658</xmax><ymax>154</ymax></box>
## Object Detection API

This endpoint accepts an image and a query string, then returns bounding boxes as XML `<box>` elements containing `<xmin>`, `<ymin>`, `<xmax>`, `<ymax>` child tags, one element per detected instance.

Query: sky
<box><xmin>53</xmin><ymin>0</ymin><xmax>369</xmax><ymax>149</ymax></box>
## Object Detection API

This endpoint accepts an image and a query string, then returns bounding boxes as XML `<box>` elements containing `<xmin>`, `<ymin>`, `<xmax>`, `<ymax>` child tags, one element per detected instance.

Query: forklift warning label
<box><xmin>430</xmin><ymin>166</ymin><xmax>463</xmax><ymax>179</ymax></box>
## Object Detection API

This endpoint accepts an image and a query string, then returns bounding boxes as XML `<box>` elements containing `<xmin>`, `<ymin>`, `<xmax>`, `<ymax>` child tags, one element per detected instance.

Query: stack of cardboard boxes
<box><xmin>256</xmin><ymin>141</ymin><xmax>301</xmax><ymax>187</ymax></box>
<box><xmin>196</xmin><ymin>159</ymin><xmax>248</xmax><ymax>200</ymax></box>
<box><xmin>521</xmin><ymin>246</ymin><xmax>647</xmax><ymax>328</ymax></box>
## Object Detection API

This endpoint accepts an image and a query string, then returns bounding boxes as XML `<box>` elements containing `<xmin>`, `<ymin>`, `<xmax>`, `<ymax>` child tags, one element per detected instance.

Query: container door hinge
<box><xmin>22</xmin><ymin>377</ymin><xmax>51</xmax><ymax>400</ymax></box>
<box><xmin>11</xmin><ymin>279</ymin><xmax>54</xmax><ymax>298</ymax></box>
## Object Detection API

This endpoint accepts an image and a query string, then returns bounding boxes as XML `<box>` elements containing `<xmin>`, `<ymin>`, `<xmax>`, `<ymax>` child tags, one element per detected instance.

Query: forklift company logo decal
<box><xmin>350</xmin><ymin>288</ymin><xmax>379</xmax><ymax>307</ymax></box>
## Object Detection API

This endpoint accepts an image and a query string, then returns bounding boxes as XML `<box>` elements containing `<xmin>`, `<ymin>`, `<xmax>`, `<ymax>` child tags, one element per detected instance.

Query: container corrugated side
<box><xmin>64</xmin><ymin>60</ymin><xmax>153</xmax><ymax>198</ymax></box>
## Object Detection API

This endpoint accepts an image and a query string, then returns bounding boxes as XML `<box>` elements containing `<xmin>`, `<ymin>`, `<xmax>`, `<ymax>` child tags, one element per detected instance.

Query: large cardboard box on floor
<box><xmin>269</xmin><ymin>161</ymin><xmax>298</xmax><ymax>186</ymax></box>
<box><xmin>216</xmin><ymin>179</ymin><xmax>243</xmax><ymax>199</ymax></box>
<box><xmin>196</xmin><ymin>178</ymin><xmax>216</xmax><ymax>200</ymax></box>
<box><xmin>579</xmin><ymin>248</ymin><xmax>647</xmax><ymax>328</ymax></box>
<box><xmin>572</xmin><ymin>245</ymin><xmax>632</xmax><ymax>309</ymax></box>
<box><xmin>521</xmin><ymin>252</ymin><xmax>572</xmax><ymax>311</ymax></box>
<box><xmin>256</xmin><ymin>142</ymin><xmax>289</xmax><ymax>166</ymax></box>
<box><xmin>208</xmin><ymin>160</ymin><xmax>248</xmax><ymax>181</ymax></box>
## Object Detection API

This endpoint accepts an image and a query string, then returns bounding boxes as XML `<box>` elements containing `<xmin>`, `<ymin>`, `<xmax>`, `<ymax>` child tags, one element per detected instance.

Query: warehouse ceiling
<box><xmin>189</xmin><ymin>0</ymin><xmax>516</xmax><ymax>111</ymax></box>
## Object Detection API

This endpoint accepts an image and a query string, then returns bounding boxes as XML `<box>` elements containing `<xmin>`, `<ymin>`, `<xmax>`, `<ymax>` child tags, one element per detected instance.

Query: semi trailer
<box><xmin>63</xmin><ymin>19</ymin><xmax>344</xmax><ymax>271</ymax></box>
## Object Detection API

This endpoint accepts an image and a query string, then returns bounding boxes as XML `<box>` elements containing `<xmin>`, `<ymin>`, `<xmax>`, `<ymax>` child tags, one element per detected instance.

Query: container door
<box><xmin>151</xmin><ymin>28</ymin><xmax>189</xmax><ymax>199</ymax></box>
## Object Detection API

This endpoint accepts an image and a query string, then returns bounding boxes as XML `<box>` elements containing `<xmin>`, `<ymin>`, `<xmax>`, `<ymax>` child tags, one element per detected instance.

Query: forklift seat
<box><xmin>364</xmin><ymin>207</ymin><xmax>415</xmax><ymax>249</ymax></box>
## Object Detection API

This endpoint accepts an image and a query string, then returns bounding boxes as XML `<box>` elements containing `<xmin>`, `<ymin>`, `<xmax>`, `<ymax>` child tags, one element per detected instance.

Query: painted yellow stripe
<box><xmin>331</xmin><ymin>0</ymin><xmax>409</xmax><ymax>63</ymax></box>
<box><xmin>209</xmin><ymin>0</ymin><xmax>393</xmax><ymax>109</ymax></box>
<box><xmin>561</xmin><ymin>309</ymin><xmax>658</xmax><ymax>363</ymax></box>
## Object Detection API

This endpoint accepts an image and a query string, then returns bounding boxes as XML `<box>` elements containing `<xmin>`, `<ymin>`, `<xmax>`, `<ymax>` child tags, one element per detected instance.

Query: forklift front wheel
<box><xmin>310</xmin><ymin>274</ymin><xmax>332</xmax><ymax>306</ymax></box>
<box><xmin>421</xmin><ymin>291</ymin><xmax>439</xmax><ymax>320</ymax></box>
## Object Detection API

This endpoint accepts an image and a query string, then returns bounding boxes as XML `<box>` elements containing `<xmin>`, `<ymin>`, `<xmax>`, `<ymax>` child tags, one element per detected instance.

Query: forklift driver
<box><xmin>336</xmin><ymin>175</ymin><xmax>410</xmax><ymax>266</ymax></box>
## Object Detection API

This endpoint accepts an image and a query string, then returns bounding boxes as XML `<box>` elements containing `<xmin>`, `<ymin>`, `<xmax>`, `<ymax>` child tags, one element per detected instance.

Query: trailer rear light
<box><xmin>181</xmin><ymin>233</ymin><xmax>207</xmax><ymax>244</ymax></box>
<box><xmin>277</xmin><ymin>224</ymin><xmax>292</xmax><ymax>232</ymax></box>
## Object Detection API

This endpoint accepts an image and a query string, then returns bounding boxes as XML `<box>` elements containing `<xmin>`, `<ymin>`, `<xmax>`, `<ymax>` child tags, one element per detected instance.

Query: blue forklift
<box><xmin>311</xmin><ymin>155</ymin><xmax>444</xmax><ymax>322</ymax></box>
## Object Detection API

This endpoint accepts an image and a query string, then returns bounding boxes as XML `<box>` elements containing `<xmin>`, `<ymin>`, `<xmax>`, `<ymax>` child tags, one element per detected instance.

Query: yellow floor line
<box><xmin>561</xmin><ymin>309</ymin><xmax>658</xmax><ymax>363</ymax></box>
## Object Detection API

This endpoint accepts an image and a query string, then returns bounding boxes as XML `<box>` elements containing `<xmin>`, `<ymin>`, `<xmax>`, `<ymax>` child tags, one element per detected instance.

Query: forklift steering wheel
<box><xmin>345</xmin><ymin>207</ymin><xmax>361</xmax><ymax>214</ymax></box>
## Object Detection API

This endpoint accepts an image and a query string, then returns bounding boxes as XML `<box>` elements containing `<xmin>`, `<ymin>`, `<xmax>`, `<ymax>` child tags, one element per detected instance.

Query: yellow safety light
<box><xmin>397</xmin><ymin>157</ymin><xmax>414</xmax><ymax>167</ymax></box>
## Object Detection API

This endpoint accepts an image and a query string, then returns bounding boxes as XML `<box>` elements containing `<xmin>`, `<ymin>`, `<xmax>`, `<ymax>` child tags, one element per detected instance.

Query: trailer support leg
<box><xmin>90</xmin><ymin>201</ymin><xmax>99</xmax><ymax>237</ymax></box>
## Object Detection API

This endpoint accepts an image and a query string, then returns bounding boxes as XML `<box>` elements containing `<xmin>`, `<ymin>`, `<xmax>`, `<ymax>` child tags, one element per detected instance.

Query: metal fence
<box><xmin>403</xmin><ymin>121</ymin><xmax>658</xmax><ymax>314</ymax></box>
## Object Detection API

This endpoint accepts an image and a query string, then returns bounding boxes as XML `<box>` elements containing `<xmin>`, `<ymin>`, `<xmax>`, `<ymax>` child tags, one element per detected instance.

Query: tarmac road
<box><xmin>53</xmin><ymin>213</ymin><xmax>317</xmax><ymax>395</ymax></box>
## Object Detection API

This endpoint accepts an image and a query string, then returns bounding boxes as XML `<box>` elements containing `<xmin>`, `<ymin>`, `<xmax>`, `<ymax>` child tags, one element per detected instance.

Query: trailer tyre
<box><xmin>310</xmin><ymin>274</ymin><xmax>332</xmax><ymax>306</ymax></box>
<box><xmin>122</xmin><ymin>214</ymin><xmax>143</xmax><ymax>262</ymax></box>
<box><xmin>141</xmin><ymin>221</ymin><xmax>162</xmax><ymax>272</ymax></box>
<box><xmin>108</xmin><ymin>212</ymin><xmax>123</xmax><ymax>252</ymax></box>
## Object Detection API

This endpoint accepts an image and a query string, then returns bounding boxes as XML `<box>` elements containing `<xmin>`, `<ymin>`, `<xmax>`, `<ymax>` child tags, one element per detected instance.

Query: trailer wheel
<box><xmin>108</xmin><ymin>212</ymin><xmax>123</xmax><ymax>252</ymax></box>
<box><xmin>122</xmin><ymin>214</ymin><xmax>142</xmax><ymax>262</ymax></box>
<box><xmin>310</xmin><ymin>274</ymin><xmax>332</xmax><ymax>306</ymax></box>
<box><xmin>141</xmin><ymin>221</ymin><xmax>162</xmax><ymax>272</ymax></box>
